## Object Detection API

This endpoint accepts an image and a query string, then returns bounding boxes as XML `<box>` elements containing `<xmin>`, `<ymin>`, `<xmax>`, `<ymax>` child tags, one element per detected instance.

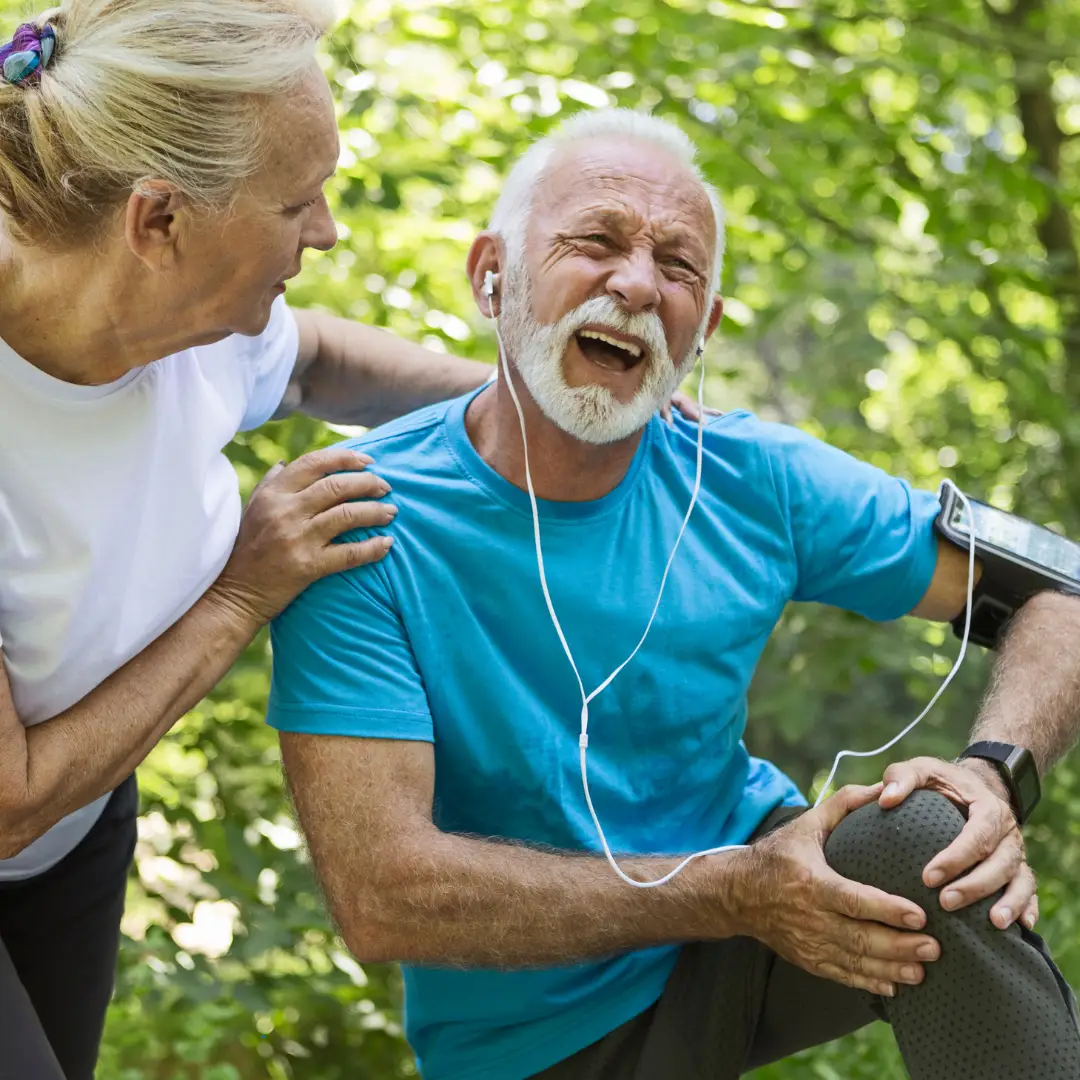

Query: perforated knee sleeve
<box><xmin>825</xmin><ymin>789</ymin><xmax>1080</xmax><ymax>1080</ymax></box>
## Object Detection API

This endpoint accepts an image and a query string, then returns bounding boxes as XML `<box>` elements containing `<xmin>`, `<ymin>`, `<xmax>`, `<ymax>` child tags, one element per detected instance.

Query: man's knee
<box><xmin>824</xmin><ymin>789</ymin><xmax>965</xmax><ymax>901</ymax></box>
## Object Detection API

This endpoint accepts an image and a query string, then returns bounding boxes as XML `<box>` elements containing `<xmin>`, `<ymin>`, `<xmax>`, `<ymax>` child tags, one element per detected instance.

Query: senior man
<box><xmin>267</xmin><ymin>110</ymin><xmax>1080</xmax><ymax>1080</ymax></box>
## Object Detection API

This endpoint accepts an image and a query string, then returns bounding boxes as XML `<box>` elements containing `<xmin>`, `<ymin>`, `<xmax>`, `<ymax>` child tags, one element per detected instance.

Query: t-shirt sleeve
<box><xmin>235</xmin><ymin>297</ymin><xmax>300</xmax><ymax>432</ymax></box>
<box><xmin>763</xmin><ymin>423</ymin><xmax>941</xmax><ymax>621</ymax></box>
<box><xmin>267</xmin><ymin>556</ymin><xmax>434</xmax><ymax>742</ymax></box>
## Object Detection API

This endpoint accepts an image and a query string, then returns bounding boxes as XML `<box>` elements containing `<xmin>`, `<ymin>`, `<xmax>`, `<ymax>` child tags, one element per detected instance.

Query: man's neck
<box><xmin>465</xmin><ymin>374</ymin><xmax>644</xmax><ymax>503</ymax></box>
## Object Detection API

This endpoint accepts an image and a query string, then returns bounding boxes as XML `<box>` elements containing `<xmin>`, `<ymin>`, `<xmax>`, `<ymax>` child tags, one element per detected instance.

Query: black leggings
<box><xmin>0</xmin><ymin>776</ymin><xmax>137</xmax><ymax>1080</ymax></box>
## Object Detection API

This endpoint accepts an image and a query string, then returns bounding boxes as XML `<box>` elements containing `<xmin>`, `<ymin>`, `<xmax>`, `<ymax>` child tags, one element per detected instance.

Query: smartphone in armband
<box><xmin>936</xmin><ymin>482</ymin><xmax>1080</xmax><ymax>648</ymax></box>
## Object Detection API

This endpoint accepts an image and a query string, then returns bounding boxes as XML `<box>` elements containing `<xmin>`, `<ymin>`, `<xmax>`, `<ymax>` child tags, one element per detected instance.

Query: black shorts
<box><xmin>0</xmin><ymin>775</ymin><xmax>137</xmax><ymax>1080</ymax></box>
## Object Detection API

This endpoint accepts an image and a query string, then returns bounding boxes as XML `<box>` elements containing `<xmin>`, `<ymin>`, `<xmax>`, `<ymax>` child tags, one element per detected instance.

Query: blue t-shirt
<box><xmin>267</xmin><ymin>389</ymin><xmax>940</xmax><ymax>1080</ymax></box>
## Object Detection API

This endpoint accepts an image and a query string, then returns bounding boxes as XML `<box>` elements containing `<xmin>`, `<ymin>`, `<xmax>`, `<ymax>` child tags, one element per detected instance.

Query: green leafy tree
<box><xmin>3</xmin><ymin>0</ymin><xmax>1078</xmax><ymax>1075</ymax></box>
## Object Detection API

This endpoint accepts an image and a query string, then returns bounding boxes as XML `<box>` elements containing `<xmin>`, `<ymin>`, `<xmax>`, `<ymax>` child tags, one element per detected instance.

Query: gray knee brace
<box><xmin>825</xmin><ymin>789</ymin><xmax>1080</xmax><ymax>1080</ymax></box>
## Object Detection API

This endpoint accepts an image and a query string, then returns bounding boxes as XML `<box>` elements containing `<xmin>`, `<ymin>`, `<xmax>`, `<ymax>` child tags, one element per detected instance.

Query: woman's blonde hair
<box><xmin>0</xmin><ymin>0</ymin><xmax>335</xmax><ymax>248</ymax></box>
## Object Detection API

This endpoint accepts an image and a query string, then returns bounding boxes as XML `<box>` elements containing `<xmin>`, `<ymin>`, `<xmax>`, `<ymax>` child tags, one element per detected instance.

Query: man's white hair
<box><xmin>489</xmin><ymin>108</ymin><xmax>726</xmax><ymax>292</ymax></box>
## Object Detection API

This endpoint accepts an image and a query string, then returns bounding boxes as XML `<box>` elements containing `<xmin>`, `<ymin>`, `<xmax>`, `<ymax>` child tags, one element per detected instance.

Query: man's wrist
<box><xmin>690</xmin><ymin>848</ymin><xmax>753</xmax><ymax>941</ymax></box>
<box><xmin>956</xmin><ymin>755</ymin><xmax>1011</xmax><ymax>804</ymax></box>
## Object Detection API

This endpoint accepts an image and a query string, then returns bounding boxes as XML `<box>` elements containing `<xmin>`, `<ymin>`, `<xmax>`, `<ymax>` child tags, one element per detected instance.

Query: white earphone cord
<box><xmin>811</xmin><ymin>479</ymin><xmax>976</xmax><ymax>808</ymax></box>
<box><xmin>489</xmin><ymin>288</ymin><xmax>976</xmax><ymax>887</ymax></box>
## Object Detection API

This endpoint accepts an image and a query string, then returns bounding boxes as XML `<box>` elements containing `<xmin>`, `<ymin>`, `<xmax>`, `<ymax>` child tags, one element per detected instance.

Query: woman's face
<box><xmin>173</xmin><ymin>65</ymin><xmax>340</xmax><ymax>339</ymax></box>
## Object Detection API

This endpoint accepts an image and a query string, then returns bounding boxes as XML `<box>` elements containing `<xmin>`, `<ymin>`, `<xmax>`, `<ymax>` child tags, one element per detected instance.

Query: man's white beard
<box><xmin>499</xmin><ymin>257</ymin><xmax>702</xmax><ymax>446</ymax></box>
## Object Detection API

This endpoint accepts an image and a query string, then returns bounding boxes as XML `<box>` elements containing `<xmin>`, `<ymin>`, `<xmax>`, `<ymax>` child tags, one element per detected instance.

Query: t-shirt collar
<box><xmin>443</xmin><ymin>385</ymin><xmax>655</xmax><ymax>523</ymax></box>
<box><xmin>0</xmin><ymin>331</ymin><xmax>146</xmax><ymax>402</ymax></box>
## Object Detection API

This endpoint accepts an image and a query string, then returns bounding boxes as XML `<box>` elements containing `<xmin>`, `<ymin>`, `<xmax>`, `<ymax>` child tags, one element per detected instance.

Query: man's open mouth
<box><xmin>573</xmin><ymin>328</ymin><xmax>648</xmax><ymax>373</ymax></box>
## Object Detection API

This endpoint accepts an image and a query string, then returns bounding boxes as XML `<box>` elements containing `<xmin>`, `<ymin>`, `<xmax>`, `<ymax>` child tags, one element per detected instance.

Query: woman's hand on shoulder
<box><xmin>660</xmin><ymin>392</ymin><xmax>722</xmax><ymax>425</ymax></box>
<box><xmin>208</xmin><ymin>448</ymin><xmax>396</xmax><ymax>628</ymax></box>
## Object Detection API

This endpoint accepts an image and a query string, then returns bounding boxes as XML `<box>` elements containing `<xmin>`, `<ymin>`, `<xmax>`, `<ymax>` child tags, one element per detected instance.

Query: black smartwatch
<box><xmin>958</xmin><ymin>741</ymin><xmax>1042</xmax><ymax>825</ymax></box>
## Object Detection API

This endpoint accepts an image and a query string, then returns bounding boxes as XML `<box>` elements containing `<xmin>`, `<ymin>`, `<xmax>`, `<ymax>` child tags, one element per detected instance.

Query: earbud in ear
<box><xmin>483</xmin><ymin>270</ymin><xmax>499</xmax><ymax>298</ymax></box>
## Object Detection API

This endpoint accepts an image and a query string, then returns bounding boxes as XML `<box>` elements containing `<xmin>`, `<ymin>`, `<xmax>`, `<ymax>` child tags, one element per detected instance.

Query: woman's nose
<box><xmin>304</xmin><ymin>196</ymin><xmax>338</xmax><ymax>253</ymax></box>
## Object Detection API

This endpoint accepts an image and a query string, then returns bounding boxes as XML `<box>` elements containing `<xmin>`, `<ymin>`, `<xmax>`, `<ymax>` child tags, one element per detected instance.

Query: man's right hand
<box><xmin>722</xmin><ymin>784</ymin><xmax>941</xmax><ymax>998</ymax></box>
<box><xmin>209</xmin><ymin>448</ymin><xmax>396</xmax><ymax>628</ymax></box>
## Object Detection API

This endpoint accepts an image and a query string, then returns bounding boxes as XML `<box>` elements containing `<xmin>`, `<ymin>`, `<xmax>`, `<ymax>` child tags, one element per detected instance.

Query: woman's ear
<box><xmin>123</xmin><ymin>182</ymin><xmax>187</xmax><ymax>270</ymax></box>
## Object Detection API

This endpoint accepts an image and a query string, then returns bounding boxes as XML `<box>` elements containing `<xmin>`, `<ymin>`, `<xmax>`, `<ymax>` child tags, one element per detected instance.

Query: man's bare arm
<box><xmin>278</xmin><ymin>309</ymin><xmax>491</xmax><ymax>428</ymax></box>
<box><xmin>969</xmin><ymin>591</ymin><xmax>1080</xmax><ymax>772</ymax></box>
<box><xmin>280</xmin><ymin>732</ymin><xmax>933</xmax><ymax>992</ymax></box>
<box><xmin>908</xmin><ymin>535</ymin><xmax>982</xmax><ymax>623</ymax></box>
<box><xmin>280</xmin><ymin>732</ymin><xmax>714</xmax><ymax>967</ymax></box>
<box><xmin>901</xmin><ymin>529</ymin><xmax>1080</xmax><ymax>779</ymax></box>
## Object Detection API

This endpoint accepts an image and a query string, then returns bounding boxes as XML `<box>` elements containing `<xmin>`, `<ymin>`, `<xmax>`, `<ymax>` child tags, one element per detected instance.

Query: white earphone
<box><xmin>485</xmin><ymin>271</ymin><xmax>976</xmax><ymax>887</ymax></box>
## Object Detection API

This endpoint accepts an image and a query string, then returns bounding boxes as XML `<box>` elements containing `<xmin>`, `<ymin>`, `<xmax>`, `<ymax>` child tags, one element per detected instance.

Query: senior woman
<box><xmin>0</xmin><ymin>0</ymin><xmax>569</xmax><ymax>1076</ymax></box>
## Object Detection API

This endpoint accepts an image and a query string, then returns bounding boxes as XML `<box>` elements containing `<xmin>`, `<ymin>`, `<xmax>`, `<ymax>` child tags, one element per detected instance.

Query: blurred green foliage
<box><xmin>4</xmin><ymin>0</ymin><xmax>1080</xmax><ymax>1076</ymax></box>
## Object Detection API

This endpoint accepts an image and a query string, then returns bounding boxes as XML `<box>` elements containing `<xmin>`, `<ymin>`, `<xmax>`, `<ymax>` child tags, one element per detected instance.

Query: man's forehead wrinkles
<box><xmin>542</xmin><ymin>158</ymin><xmax>706</xmax><ymax>198</ymax></box>
<box><xmin>569</xmin><ymin>203</ymin><xmax>642</xmax><ymax>227</ymax></box>
<box><xmin>559</xmin><ymin>200</ymin><xmax>711</xmax><ymax>253</ymax></box>
<box><xmin>562</xmin><ymin>172</ymin><xmax>701</xmax><ymax>206</ymax></box>
<box><xmin>541</xmin><ymin>173</ymin><xmax>713</xmax><ymax>238</ymax></box>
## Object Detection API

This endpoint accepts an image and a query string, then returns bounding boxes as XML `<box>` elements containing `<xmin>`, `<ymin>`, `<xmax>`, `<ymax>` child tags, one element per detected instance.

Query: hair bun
<box><xmin>1</xmin><ymin>23</ymin><xmax>57</xmax><ymax>86</ymax></box>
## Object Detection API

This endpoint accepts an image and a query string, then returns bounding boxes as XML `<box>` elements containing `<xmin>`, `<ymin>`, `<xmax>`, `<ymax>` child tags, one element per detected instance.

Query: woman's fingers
<box><xmin>275</xmin><ymin>447</ymin><xmax>375</xmax><ymax>493</ymax></box>
<box><xmin>312</xmin><ymin>498</ymin><xmax>398</xmax><ymax>541</ymax></box>
<box><xmin>301</xmin><ymin>468</ymin><xmax>391</xmax><ymax>514</ymax></box>
<box><xmin>666</xmin><ymin>391</ymin><xmax>723</xmax><ymax>424</ymax></box>
<box><xmin>323</xmin><ymin>534</ymin><xmax>395</xmax><ymax>573</ymax></box>
<box><xmin>218</xmin><ymin>447</ymin><xmax>394</xmax><ymax>623</ymax></box>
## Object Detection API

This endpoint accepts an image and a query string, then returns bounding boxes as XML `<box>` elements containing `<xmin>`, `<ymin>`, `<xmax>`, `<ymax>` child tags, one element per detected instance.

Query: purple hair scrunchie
<box><xmin>1</xmin><ymin>22</ymin><xmax>57</xmax><ymax>87</ymax></box>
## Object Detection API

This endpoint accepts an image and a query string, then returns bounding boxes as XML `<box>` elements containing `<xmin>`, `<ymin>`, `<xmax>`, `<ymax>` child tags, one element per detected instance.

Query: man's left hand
<box><xmin>878</xmin><ymin>756</ymin><xmax>1037</xmax><ymax>932</ymax></box>
<box><xmin>661</xmin><ymin>391</ymin><xmax>721</xmax><ymax>425</ymax></box>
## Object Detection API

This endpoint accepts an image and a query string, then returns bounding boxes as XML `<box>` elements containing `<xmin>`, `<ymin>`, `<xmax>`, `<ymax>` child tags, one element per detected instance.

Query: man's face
<box><xmin>171</xmin><ymin>64</ymin><xmax>340</xmax><ymax>338</ymax></box>
<box><xmin>499</xmin><ymin>137</ymin><xmax>718</xmax><ymax>445</ymax></box>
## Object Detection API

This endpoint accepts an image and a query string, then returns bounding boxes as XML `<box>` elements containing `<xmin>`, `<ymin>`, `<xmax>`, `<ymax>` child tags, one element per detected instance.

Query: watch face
<box><xmin>1015</xmin><ymin>765</ymin><xmax>1041</xmax><ymax>816</ymax></box>
<box><xmin>1003</xmin><ymin>746</ymin><xmax>1041</xmax><ymax>818</ymax></box>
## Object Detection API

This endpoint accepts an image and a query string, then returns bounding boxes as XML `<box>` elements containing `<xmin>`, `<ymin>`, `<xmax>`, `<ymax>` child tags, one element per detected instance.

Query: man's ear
<box><xmin>703</xmin><ymin>296</ymin><xmax>724</xmax><ymax>342</ymax></box>
<box><xmin>123</xmin><ymin>181</ymin><xmax>187</xmax><ymax>271</ymax></box>
<box><xmin>467</xmin><ymin>231</ymin><xmax>503</xmax><ymax>319</ymax></box>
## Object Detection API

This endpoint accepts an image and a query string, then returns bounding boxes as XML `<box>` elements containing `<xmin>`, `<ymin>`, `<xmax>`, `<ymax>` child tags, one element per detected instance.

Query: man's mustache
<box><xmin>552</xmin><ymin>296</ymin><xmax>670</xmax><ymax>366</ymax></box>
